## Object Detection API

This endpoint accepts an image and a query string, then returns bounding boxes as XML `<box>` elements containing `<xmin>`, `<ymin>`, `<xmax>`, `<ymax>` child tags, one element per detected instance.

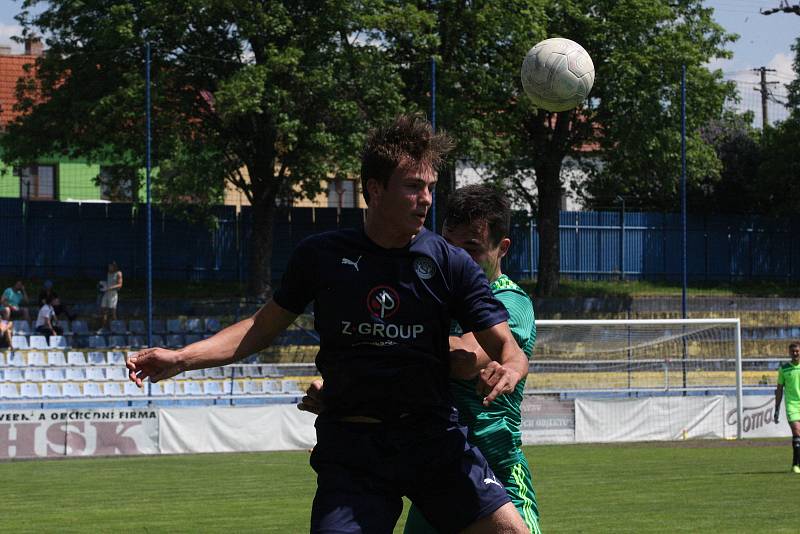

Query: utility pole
<box><xmin>761</xmin><ymin>1</ymin><xmax>800</xmax><ymax>15</ymax></box>
<box><xmin>752</xmin><ymin>67</ymin><xmax>779</xmax><ymax>129</ymax></box>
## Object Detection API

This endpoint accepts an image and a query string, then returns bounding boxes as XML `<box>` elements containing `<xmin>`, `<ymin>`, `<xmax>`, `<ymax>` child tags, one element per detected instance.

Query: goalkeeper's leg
<box><xmin>790</xmin><ymin>419</ymin><xmax>800</xmax><ymax>472</ymax></box>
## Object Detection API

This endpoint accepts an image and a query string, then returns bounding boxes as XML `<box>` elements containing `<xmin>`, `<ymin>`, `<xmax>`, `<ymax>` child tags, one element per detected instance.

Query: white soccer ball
<box><xmin>521</xmin><ymin>37</ymin><xmax>595</xmax><ymax>112</ymax></box>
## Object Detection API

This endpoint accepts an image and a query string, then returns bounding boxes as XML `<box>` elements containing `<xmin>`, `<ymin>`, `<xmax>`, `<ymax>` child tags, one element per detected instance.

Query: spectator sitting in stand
<box><xmin>1</xmin><ymin>280</ymin><xmax>30</xmax><ymax>322</ymax></box>
<box><xmin>35</xmin><ymin>295</ymin><xmax>63</xmax><ymax>340</ymax></box>
<box><xmin>0</xmin><ymin>319</ymin><xmax>12</xmax><ymax>349</ymax></box>
<box><xmin>38</xmin><ymin>279</ymin><xmax>76</xmax><ymax>321</ymax></box>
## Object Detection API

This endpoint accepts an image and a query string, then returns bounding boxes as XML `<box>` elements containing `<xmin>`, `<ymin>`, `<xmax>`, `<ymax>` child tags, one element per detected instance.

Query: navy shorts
<box><xmin>309</xmin><ymin>414</ymin><xmax>510</xmax><ymax>534</ymax></box>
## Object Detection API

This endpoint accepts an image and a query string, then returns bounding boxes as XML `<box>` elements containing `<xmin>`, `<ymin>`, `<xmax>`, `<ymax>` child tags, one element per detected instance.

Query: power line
<box><xmin>760</xmin><ymin>1</ymin><xmax>800</xmax><ymax>15</ymax></box>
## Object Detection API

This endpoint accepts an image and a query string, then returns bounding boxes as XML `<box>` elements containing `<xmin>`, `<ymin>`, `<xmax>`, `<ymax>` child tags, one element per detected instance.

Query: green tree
<box><xmin>3</xmin><ymin>0</ymin><xmax>435</xmax><ymax>296</ymax></box>
<box><xmin>490</xmin><ymin>1</ymin><xmax>735</xmax><ymax>294</ymax></box>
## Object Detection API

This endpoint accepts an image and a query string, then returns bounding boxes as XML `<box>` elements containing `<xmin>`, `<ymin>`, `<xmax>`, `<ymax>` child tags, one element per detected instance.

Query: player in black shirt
<box><xmin>126</xmin><ymin>114</ymin><xmax>530</xmax><ymax>533</ymax></box>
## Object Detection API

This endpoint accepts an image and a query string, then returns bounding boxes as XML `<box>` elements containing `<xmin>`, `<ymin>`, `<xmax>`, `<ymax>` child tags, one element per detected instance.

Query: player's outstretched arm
<box><xmin>126</xmin><ymin>300</ymin><xmax>298</xmax><ymax>386</ymax></box>
<box><xmin>472</xmin><ymin>322</ymin><xmax>528</xmax><ymax>406</ymax></box>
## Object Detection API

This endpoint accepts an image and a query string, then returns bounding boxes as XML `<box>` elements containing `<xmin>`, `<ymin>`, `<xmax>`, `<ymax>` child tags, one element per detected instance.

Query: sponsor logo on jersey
<box><xmin>413</xmin><ymin>256</ymin><xmax>436</xmax><ymax>280</ymax></box>
<box><xmin>341</xmin><ymin>256</ymin><xmax>362</xmax><ymax>271</ymax></box>
<box><xmin>483</xmin><ymin>476</ymin><xmax>503</xmax><ymax>488</ymax></box>
<box><xmin>367</xmin><ymin>285</ymin><xmax>400</xmax><ymax>319</ymax></box>
<box><xmin>341</xmin><ymin>321</ymin><xmax>424</xmax><ymax>340</ymax></box>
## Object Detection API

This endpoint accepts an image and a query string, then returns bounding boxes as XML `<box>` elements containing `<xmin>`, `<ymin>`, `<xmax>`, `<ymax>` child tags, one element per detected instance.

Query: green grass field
<box><xmin>0</xmin><ymin>440</ymin><xmax>796</xmax><ymax>533</ymax></box>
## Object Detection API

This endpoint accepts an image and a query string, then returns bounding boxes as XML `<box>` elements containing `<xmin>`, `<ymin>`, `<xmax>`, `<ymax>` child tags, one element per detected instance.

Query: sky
<box><xmin>0</xmin><ymin>0</ymin><xmax>795</xmax><ymax>121</ymax></box>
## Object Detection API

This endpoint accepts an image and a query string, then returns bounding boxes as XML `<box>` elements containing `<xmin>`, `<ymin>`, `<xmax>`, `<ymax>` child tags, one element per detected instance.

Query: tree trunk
<box><xmin>248</xmin><ymin>195</ymin><xmax>277</xmax><ymax>299</ymax></box>
<box><xmin>535</xmin><ymin>162</ymin><xmax>562</xmax><ymax>297</ymax></box>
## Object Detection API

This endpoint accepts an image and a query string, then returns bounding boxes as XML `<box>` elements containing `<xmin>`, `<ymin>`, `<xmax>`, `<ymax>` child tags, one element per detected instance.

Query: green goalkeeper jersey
<box><xmin>777</xmin><ymin>361</ymin><xmax>800</xmax><ymax>411</ymax></box>
<box><xmin>450</xmin><ymin>274</ymin><xmax>535</xmax><ymax>470</ymax></box>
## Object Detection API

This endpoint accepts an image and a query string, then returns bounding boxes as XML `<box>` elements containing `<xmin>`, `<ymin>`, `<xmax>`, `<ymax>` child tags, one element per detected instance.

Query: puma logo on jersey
<box><xmin>483</xmin><ymin>477</ymin><xmax>502</xmax><ymax>488</ymax></box>
<box><xmin>341</xmin><ymin>256</ymin><xmax>362</xmax><ymax>271</ymax></box>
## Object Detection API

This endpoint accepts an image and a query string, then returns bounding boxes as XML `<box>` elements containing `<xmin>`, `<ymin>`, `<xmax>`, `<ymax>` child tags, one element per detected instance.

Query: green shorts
<box><xmin>404</xmin><ymin>456</ymin><xmax>541</xmax><ymax>534</ymax></box>
<box><xmin>786</xmin><ymin>401</ymin><xmax>800</xmax><ymax>423</ymax></box>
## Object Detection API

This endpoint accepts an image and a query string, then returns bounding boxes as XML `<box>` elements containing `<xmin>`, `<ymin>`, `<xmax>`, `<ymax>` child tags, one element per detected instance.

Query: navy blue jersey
<box><xmin>273</xmin><ymin>226</ymin><xmax>509</xmax><ymax>421</ymax></box>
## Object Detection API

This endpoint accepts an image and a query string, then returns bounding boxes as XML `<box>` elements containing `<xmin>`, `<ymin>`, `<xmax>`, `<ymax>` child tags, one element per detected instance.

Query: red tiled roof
<box><xmin>0</xmin><ymin>54</ymin><xmax>38</xmax><ymax>127</ymax></box>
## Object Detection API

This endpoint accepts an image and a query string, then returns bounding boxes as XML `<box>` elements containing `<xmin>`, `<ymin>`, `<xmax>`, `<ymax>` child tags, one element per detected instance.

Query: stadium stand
<box><xmin>12</xmin><ymin>320</ymin><xmax>31</xmax><ymax>335</ymax></box>
<box><xmin>0</xmin><ymin>314</ymin><xmax>313</xmax><ymax>407</ymax></box>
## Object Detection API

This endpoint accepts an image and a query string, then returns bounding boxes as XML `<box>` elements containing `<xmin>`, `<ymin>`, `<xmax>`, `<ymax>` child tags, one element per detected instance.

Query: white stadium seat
<box><xmin>106</xmin><ymin>367</ymin><xmax>127</xmax><ymax>381</ymax></box>
<box><xmin>281</xmin><ymin>380</ymin><xmax>302</xmax><ymax>395</ymax></box>
<box><xmin>5</xmin><ymin>369</ymin><xmax>24</xmax><ymax>382</ymax></box>
<box><xmin>28</xmin><ymin>335</ymin><xmax>49</xmax><ymax>350</ymax></box>
<box><xmin>47</xmin><ymin>351</ymin><xmax>67</xmax><ymax>366</ymax></box>
<box><xmin>183</xmin><ymin>381</ymin><xmax>203</xmax><ymax>396</ymax></box>
<box><xmin>65</xmin><ymin>368</ymin><xmax>87</xmax><ymax>381</ymax></box>
<box><xmin>20</xmin><ymin>383</ymin><xmax>40</xmax><ymax>398</ymax></box>
<box><xmin>244</xmin><ymin>380</ymin><xmax>263</xmax><ymax>394</ymax></box>
<box><xmin>24</xmin><ymin>369</ymin><xmax>45</xmax><ymax>382</ymax></box>
<box><xmin>87</xmin><ymin>351</ymin><xmax>106</xmax><ymax>365</ymax></box>
<box><xmin>263</xmin><ymin>380</ymin><xmax>281</xmax><ymax>394</ymax></box>
<box><xmin>42</xmin><ymin>383</ymin><xmax>62</xmax><ymax>397</ymax></box>
<box><xmin>151</xmin><ymin>381</ymin><xmax>176</xmax><ymax>396</ymax></box>
<box><xmin>8</xmin><ymin>351</ymin><xmax>26</xmax><ymax>366</ymax></box>
<box><xmin>62</xmin><ymin>383</ymin><xmax>82</xmax><ymax>397</ymax></box>
<box><xmin>203</xmin><ymin>381</ymin><xmax>224</xmax><ymax>395</ymax></box>
<box><xmin>27</xmin><ymin>352</ymin><xmax>46</xmax><ymax>366</ymax></box>
<box><xmin>124</xmin><ymin>382</ymin><xmax>145</xmax><ymax>396</ymax></box>
<box><xmin>107</xmin><ymin>351</ymin><xmax>126</xmax><ymax>365</ymax></box>
<box><xmin>204</xmin><ymin>367</ymin><xmax>224</xmax><ymax>379</ymax></box>
<box><xmin>86</xmin><ymin>367</ymin><xmax>106</xmax><ymax>381</ymax></box>
<box><xmin>45</xmin><ymin>368</ymin><xmax>66</xmax><ymax>381</ymax></box>
<box><xmin>84</xmin><ymin>383</ymin><xmax>103</xmax><ymax>397</ymax></box>
<box><xmin>103</xmin><ymin>382</ymin><xmax>122</xmax><ymax>396</ymax></box>
<box><xmin>48</xmin><ymin>335</ymin><xmax>68</xmax><ymax>349</ymax></box>
<box><xmin>11</xmin><ymin>336</ymin><xmax>28</xmax><ymax>350</ymax></box>
<box><xmin>0</xmin><ymin>384</ymin><xmax>20</xmax><ymax>398</ymax></box>
<box><xmin>67</xmin><ymin>351</ymin><xmax>87</xmax><ymax>365</ymax></box>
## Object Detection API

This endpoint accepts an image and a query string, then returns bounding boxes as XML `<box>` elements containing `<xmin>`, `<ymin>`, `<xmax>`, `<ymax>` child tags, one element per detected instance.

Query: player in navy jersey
<box><xmin>126</xmin><ymin>114</ymin><xmax>529</xmax><ymax>533</ymax></box>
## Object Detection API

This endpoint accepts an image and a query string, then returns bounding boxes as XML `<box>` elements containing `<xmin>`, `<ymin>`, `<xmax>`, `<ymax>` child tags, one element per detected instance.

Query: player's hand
<box><xmin>126</xmin><ymin>347</ymin><xmax>185</xmax><ymax>387</ymax></box>
<box><xmin>774</xmin><ymin>409</ymin><xmax>780</xmax><ymax>424</ymax></box>
<box><xmin>477</xmin><ymin>361</ymin><xmax>522</xmax><ymax>407</ymax></box>
<box><xmin>298</xmin><ymin>379</ymin><xmax>325</xmax><ymax>415</ymax></box>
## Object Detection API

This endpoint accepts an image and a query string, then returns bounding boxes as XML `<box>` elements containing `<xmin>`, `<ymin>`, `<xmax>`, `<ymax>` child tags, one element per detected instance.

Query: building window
<box><xmin>328</xmin><ymin>179</ymin><xmax>356</xmax><ymax>208</ymax></box>
<box><xmin>18</xmin><ymin>165</ymin><xmax>57</xmax><ymax>200</ymax></box>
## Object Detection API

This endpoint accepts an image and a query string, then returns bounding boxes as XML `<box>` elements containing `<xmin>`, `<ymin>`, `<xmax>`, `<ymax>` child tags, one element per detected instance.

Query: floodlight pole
<box><xmin>145</xmin><ymin>41</ymin><xmax>153</xmax><ymax>397</ymax></box>
<box><xmin>681</xmin><ymin>65</ymin><xmax>688</xmax><ymax>392</ymax></box>
<box><xmin>430</xmin><ymin>56</ymin><xmax>437</xmax><ymax>233</ymax></box>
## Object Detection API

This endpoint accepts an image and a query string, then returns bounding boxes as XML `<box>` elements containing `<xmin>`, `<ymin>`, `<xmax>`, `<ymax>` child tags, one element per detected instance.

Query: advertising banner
<box><xmin>575</xmin><ymin>396</ymin><xmax>725</xmax><ymax>443</ymax></box>
<box><xmin>521</xmin><ymin>395</ymin><xmax>575</xmax><ymax>444</ymax></box>
<box><xmin>723</xmin><ymin>396</ymin><xmax>791</xmax><ymax>439</ymax></box>
<box><xmin>159</xmin><ymin>404</ymin><xmax>317</xmax><ymax>454</ymax></box>
<box><xmin>0</xmin><ymin>408</ymin><xmax>159</xmax><ymax>459</ymax></box>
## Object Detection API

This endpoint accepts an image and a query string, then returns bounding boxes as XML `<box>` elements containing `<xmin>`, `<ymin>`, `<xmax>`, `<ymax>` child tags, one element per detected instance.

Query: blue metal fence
<box><xmin>0</xmin><ymin>198</ymin><xmax>796</xmax><ymax>282</ymax></box>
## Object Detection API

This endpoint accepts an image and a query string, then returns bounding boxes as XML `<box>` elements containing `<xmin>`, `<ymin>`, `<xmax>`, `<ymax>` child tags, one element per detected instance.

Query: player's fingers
<box><xmin>482</xmin><ymin>378</ymin><xmax>513</xmax><ymax>406</ymax></box>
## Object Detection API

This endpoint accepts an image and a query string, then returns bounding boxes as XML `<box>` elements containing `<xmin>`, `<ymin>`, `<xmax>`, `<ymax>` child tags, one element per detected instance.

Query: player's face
<box><xmin>790</xmin><ymin>346</ymin><xmax>800</xmax><ymax>363</ymax></box>
<box><xmin>443</xmin><ymin>219</ymin><xmax>510</xmax><ymax>282</ymax></box>
<box><xmin>370</xmin><ymin>160</ymin><xmax>436</xmax><ymax>236</ymax></box>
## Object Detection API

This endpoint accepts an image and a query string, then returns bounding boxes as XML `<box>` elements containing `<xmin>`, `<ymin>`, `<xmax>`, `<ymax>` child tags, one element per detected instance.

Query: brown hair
<box><xmin>360</xmin><ymin>113</ymin><xmax>454</xmax><ymax>204</ymax></box>
<box><xmin>444</xmin><ymin>184</ymin><xmax>511</xmax><ymax>246</ymax></box>
<box><xmin>790</xmin><ymin>342</ymin><xmax>800</xmax><ymax>351</ymax></box>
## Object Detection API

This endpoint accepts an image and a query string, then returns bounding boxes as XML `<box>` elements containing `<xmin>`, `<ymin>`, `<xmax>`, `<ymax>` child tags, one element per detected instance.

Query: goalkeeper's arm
<box><xmin>774</xmin><ymin>385</ymin><xmax>783</xmax><ymax>423</ymax></box>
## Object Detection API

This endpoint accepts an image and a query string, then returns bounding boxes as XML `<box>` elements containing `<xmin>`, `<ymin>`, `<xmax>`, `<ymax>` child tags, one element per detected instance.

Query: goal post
<box><xmin>531</xmin><ymin>318</ymin><xmax>744</xmax><ymax>439</ymax></box>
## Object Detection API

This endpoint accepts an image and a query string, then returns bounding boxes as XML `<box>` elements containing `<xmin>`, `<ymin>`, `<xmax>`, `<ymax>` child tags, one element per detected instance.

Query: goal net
<box><xmin>527</xmin><ymin>319</ymin><xmax>745</xmax><ymax>439</ymax></box>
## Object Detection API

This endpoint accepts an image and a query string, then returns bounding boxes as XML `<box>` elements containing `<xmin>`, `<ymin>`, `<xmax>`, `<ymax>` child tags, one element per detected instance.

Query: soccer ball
<box><xmin>520</xmin><ymin>37</ymin><xmax>595</xmax><ymax>112</ymax></box>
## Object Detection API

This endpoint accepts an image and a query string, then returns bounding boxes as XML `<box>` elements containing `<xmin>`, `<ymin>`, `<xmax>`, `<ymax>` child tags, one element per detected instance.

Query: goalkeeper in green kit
<box><xmin>403</xmin><ymin>184</ymin><xmax>541</xmax><ymax>533</ymax></box>
<box><xmin>774</xmin><ymin>342</ymin><xmax>800</xmax><ymax>474</ymax></box>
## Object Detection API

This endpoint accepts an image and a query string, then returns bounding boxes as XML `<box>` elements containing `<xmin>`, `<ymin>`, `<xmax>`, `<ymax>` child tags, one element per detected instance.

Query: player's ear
<box><xmin>366</xmin><ymin>178</ymin><xmax>382</xmax><ymax>205</ymax></box>
<box><xmin>498</xmin><ymin>238</ymin><xmax>511</xmax><ymax>259</ymax></box>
